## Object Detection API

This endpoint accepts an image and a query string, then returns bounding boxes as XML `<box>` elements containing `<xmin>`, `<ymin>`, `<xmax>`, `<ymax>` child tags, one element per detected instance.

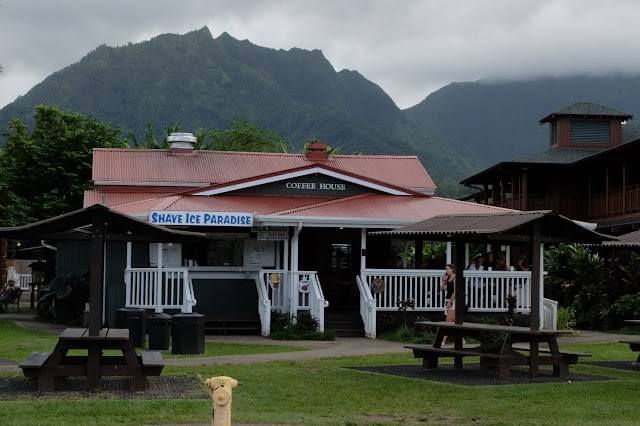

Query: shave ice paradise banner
<box><xmin>149</xmin><ymin>210</ymin><xmax>253</xmax><ymax>227</ymax></box>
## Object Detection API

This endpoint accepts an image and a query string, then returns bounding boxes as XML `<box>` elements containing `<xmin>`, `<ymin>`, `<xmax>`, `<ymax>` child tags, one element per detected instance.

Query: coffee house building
<box><xmin>82</xmin><ymin>134</ymin><xmax>509</xmax><ymax>336</ymax></box>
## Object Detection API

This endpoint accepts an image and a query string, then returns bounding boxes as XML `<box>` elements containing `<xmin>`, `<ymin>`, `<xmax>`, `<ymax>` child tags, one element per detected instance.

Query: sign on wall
<box><xmin>149</xmin><ymin>211</ymin><xmax>254</xmax><ymax>227</ymax></box>
<box><xmin>252</xmin><ymin>226</ymin><xmax>289</xmax><ymax>241</ymax></box>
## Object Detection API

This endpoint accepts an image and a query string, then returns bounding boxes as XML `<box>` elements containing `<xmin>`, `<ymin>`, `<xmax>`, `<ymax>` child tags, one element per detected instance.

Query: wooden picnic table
<box><xmin>409</xmin><ymin>321</ymin><xmax>586</xmax><ymax>379</ymax></box>
<box><xmin>20</xmin><ymin>327</ymin><xmax>164</xmax><ymax>392</ymax></box>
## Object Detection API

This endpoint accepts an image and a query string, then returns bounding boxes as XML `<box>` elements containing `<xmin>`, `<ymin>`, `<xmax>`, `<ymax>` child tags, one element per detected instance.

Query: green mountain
<box><xmin>0</xmin><ymin>27</ymin><xmax>474</xmax><ymax>197</ymax></box>
<box><xmin>405</xmin><ymin>75</ymin><xmax>640</xmax><ymax>167</ymax></box>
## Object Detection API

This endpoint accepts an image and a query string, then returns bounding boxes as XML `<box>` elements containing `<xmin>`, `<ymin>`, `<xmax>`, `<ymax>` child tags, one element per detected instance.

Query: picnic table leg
<box><xmin>87</xmin><ymin>343</ymin><xmax>101</xmax><ymax>389</ymax></box>
<box><xmin>121</xmin><ymin>341</ymin><xmax>146</xmax><ymax>391</ymax></box>
<box><xmin>529</xmin><ymin>338</ymin><xmax>540</xmax><ymax>378</ymax></box>
<box><xmin>433</xmin><ymin>328</ymin><xmax>446</xmax><ymax>347</ymax></box>
<box><xmin>424</xmin><ymin>354</ymin><xmax>438</xmax><ymax>369</ymax></box>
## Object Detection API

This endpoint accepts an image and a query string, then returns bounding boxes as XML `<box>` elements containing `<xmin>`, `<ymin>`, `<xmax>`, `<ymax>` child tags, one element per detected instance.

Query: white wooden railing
<box><xmin>543</xmin><ymin>297</ymin><xmax>558</xmax><ymax>330</ymax></box>
<box><xmin>356</xmin><ymin>275</ymin><xmax>376</xmax><ymax>338</ymax></box>
<box><xmin>125</xmin><ymin>268</ymin><xmax>197</xmax><ymax>313</ymax></box>
<box><xmin>259</xmin><ymin>270</ymin><xmax>327</xmax><ymax>332</ymax></box>
<box><xmin>359</xmin><ymin>269</ymin><xmax>534</xmax><ymax>313</ymax></box>
<box><xmin>255</xmin><ymin>275</ymin><xmax>272</xmax><ymax>337</ymax></box>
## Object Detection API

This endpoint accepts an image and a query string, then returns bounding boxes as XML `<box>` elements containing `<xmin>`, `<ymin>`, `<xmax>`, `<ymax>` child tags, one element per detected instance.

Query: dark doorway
<box><xmin>298</xmin><ymin>227</ymin><xmax>361</xmax><ymax>312</ymax></box>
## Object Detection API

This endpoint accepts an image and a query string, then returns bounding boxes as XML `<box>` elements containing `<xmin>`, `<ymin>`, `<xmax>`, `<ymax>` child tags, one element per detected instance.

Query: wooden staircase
<box><xmin>324</xmin><ymin>312</ymin><xmax>365</xmax><ymax>337</ymax></box>
<box><xmin>204</xmin><ymin>313</ymin><xmax>261</xmax><ymax>335</ymax></box>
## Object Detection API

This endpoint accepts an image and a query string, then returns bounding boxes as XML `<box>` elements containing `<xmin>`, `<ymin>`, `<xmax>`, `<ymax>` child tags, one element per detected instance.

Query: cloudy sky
<box><xmin>1</xmin><ymin>0</ymin><xmax>640</xmax><ymax>110</ymax></box>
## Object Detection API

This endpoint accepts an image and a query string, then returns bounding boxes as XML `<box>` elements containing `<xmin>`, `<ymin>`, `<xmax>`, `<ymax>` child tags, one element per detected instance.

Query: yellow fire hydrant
<box><xmin>205</xmin><ymin>376</ymin><xmax>239</xmax><ymax>426</ymax></box>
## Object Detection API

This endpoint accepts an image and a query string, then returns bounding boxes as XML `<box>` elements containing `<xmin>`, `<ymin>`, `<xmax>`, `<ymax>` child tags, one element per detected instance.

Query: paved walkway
<box><xmin>0</xmin><ymin>312</ymin><xmax>630</xmax><ymax>372</ymax></box>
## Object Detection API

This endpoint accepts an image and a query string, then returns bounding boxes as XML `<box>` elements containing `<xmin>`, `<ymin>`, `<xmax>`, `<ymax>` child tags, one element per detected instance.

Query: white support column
<box><xmin>506</xmin><ymin>245</ymin><xmax>511</xmax><ymax>267</ymax></box>
<box><xmin>290</xmin><ymin>223</ymin><xmax>302</xmax><ymax>315</ymax></box>
<box><xmin>464</xmin><ymin>243</ymin><xmax>470</xmax><ymax>269</ymax></box>
<box><xmin>445</xmin><ymin>241</ymin><xmax>452</xmax><ymax>265</ymax></box>
<box><xmin>283</xmin><ymin>238</ymin><xmax>290</xmax><ymax>313</ymax></box>
<box><xmin>156</xmin><ymin>243</ymin><xmax>163</xmax><ymax>313</ymax></box>
<box><xmin>125</xmin><ymin>241</ymin><xmax>132</xmax><ymax>307</ymax></box>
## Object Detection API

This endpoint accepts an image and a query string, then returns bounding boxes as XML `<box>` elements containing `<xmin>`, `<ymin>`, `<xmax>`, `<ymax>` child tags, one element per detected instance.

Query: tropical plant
<box><xmin>37</xmin><ymin>272</ymin><xmax>90</xmax><ymax>324</ymax></box>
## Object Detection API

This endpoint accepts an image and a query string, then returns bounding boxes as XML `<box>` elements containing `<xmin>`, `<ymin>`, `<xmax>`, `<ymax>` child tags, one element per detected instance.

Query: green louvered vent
<box><xmin>570</xmin><ymin>120</ymin><xmax>610</xmax><ymax>143</ymax></box>
<box><xmin>551</xmin><ymin>122</ymin><xmax>558</xmax><ymax>145</ymax></box>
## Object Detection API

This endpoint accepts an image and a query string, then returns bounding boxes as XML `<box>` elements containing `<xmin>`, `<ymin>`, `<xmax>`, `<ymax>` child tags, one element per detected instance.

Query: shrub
<box><xmin>607</xmin><ymin>293</ymin><xmax>640</xmax><ymax>329</ymax></box>
<box><xmin>269</xmin><ymin>312</ymin><xmax>335</xmax><ymax>341</ymax></box>
<box><xmin>556</xmin><ymin>306</ymin><xmax>576</xmax><ymax>330</ymax></box>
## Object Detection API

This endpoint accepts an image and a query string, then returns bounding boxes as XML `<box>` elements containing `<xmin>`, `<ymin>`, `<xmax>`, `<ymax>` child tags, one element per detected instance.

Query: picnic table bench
<box><xmin>19</xmin><ymin>327</ymin><xmax>164</xmax><ymax>391</ymax></box>
<box><xmin>410</xmin><ymin>321</ymin><xmax>585</xmax><ymax>380</ymax></box>
<box><xmin>621</xmin><ymin>320</ymin><xmax>640</xmax><ymax>365</ymax></box>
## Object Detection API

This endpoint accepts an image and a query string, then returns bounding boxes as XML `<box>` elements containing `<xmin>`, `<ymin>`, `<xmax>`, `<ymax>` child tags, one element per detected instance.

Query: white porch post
<box><xmin>445</xmin><ymin>241</ymin><xmax>452</xmax><ymax>265</ymax></box>
<box><xmin>464</xmin><ymin>243</ymin><xmax>470</xmax><ymax>268</ymax></box>
<box><xmin>283</xmin><ymin>238</ymin><xmax>290</xmax><ymax>313</ymax></box>
<box><xmin>506</xmin><ymin>245</ymin><xmax>511</xmax><ymax>267</ymax></box>
<box><xmin>156</xmin><ymin>243</ymin><xmax>163</xmax><ymax>313</ymax></box>
<box><xmin>290</xmin><ymin>223</ymin><xmax>302</xmax><ymax>315</ymax></box>
<box><xmin>125</xmin><ymin>241</ymin><xmax>132</xmax><ymax>309</ymax></box>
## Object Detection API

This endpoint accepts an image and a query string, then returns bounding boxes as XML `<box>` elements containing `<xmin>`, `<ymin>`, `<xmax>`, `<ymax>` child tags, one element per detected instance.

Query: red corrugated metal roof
<box><xmin>92</xmin><ymin>149</ymin><xmax>436</xmax><ymax>193</ymax></box>
<box><xmin>83</xmin><ymin>190</ymin><xmax>178</xmax><ymax>208</ymax></box>
<box><xmin>109</xmin><ymin>192</ymin><xmax>511</xmax><ymax>222</ymax></box>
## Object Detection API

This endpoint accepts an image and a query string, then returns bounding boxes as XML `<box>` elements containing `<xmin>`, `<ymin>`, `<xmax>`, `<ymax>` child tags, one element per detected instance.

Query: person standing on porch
<box><xmin>440</xmin><ymin>264</ymin><xmax>456</xmax><ymax>345</ymax></box>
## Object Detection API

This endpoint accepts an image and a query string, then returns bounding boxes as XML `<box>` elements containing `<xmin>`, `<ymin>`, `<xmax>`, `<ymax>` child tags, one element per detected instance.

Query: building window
<box><xmin>570</xmin><ymin>120</ymin><xmax>610</xmax><ymax>144</ymax></box>
<box><xmin>551</xmin><ymin>122</ymin><xmax>558</xmax><ymax>145</ymax></box>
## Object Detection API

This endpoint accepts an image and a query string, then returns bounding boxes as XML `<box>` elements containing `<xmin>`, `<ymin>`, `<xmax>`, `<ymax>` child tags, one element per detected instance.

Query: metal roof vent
<box><xmin>168</xmin><ymin>132</ymin><xmax>197</xmax><ymax>155</ymax></box>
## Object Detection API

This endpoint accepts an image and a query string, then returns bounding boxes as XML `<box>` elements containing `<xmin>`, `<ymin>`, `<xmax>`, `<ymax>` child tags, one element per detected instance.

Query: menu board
<box><xmin>243</xmin><ymin>239</ymin><xmax>276</xmax><ymax>267</ymax></box>
<box><xmin>149</xmin><ymin>243</ymin><xmax>182</xmax><ymax>267</ymax></box>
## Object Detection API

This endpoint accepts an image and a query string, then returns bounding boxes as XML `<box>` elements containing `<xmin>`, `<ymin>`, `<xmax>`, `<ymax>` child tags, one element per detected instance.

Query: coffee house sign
<box><xmin>285</xmin><ymin>181</ymin><xmax>346</xmax><ymax>191</ymax></box>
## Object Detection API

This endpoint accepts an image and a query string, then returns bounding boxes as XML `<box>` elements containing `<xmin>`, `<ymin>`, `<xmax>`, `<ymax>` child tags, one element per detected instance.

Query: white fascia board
<box><xmin>255</xmin><ymin>215</ymin><xmax>416</xmax><ymax>229</ymax></box>
<box><xmin>192</xmin><ymin>167</ymin><xmax>411</xmax><ymax>196</ymax></box>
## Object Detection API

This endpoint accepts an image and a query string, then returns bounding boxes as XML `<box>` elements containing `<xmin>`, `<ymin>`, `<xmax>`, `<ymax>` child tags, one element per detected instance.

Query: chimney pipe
<box><xmin>168</xmin><ymin>132</ymin><xmax>196</xmax><ymax>155</ymax></box>
<box><xmin>305</xmin><ymin>142</ymin><xmax>329</xmax><ymax>160</ymax></box>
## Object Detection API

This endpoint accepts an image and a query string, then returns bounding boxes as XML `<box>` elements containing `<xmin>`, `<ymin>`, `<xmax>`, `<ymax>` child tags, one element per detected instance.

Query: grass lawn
<box><xmin>1</xmin><ymin>320</ymin><xmax>640</xmax><ymax>425</ymax></box>
<box><xmin>0</xmin><ymin>320</ymin><xmax>306</xmax><ymax>361</ymax></box>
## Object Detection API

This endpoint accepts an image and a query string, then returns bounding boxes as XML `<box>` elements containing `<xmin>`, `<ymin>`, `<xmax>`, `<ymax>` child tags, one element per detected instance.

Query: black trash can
<box><xmin>116</xmin><ymin>308</ymin><xmax>147</xmax><ymax>348</ymax></box>
<box><xmin>171</xmin><ymin>313</ymin><xmax>205</xmax><ymax>354</ymax></box>
<box><xmin>148</xmin><ymin>313</ymin><xmax>172</xmax><ymax>350</ymax></box>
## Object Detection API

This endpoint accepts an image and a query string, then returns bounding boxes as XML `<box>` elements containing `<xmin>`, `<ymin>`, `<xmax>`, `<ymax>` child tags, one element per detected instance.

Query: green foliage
<box><xmin>607</xmin><ymin>294</ymin><xmax>640</xmax><ymax>328</ymax></box>
<box><xmin>0</xmin><ymin>105</ymin><xmax>127</xmax><ymax>225</ymax></box>
<box><xmin>202</xmin><ymin>119</ymin><xmax>294</xmax><ymax>153</ymax></box>
<box><xmin>270</xmin><ymin>312</ymin><xmax>335</xmax><ymax>341</ymax></box>
<box><xmin>37</xmin><ymin>271</ymin><xmax>90</xmax><ymax>324</ymax></box>
<box><xmin>556</xmin><ymin>306</ymin><xmax>577</xmax><ymax>330</ymax></box>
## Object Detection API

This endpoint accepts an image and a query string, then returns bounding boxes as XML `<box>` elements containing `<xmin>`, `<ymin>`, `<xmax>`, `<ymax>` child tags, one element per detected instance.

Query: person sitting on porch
<box><xmin>514</xmin><ymin>254</ymin><xmax>529</xmax><ymax>271</ymax></box>
<box><xmin>440</xmin><ymin>264</ymin><xmax>456</xmax><ymax>345</ymax></box>
<box><xmin>468</xmin><ymin>253</ymin><xmax>484</xmax><ymax>270</ymax></box>
<box><xmin>494</xmin><ymin>254</ymin><xmax>509</xmax><ymax>271</ymax></box>
<box><xmin>482</xmin><ymin>252</ymin><xmax>496</xmax><ymax>270</ymax></box>
<box><xmin>0</xmin><ymin>280</ymin><xmax>20</xmax><ymax>312</ymax></box>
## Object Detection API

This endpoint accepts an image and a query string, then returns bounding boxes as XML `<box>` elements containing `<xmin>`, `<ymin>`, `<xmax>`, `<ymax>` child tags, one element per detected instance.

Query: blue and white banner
<box><xmin>149</xmin><ymin>211</ymin><xmax>254</xmax><ymax>227</ymax></box>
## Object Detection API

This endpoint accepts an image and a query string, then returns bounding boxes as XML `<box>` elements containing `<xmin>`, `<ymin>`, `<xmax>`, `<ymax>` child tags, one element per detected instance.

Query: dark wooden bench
<box><xmin>19</xmin><ymin>351</ymin><xmax>51</xmax><ymax>379</ymax></box>
<box><xmin>620</xmin><ymin>340</ymin><xmax>640</xmax><ymax>364</ymax></box>
<box><xmin>140</xmin><ymin>350</ymin><xmax>164</xmax><ymax>376</ymax></box>
<box><xmin>405</xmin><ymin>344</ymin><xmax>513</xmax><ymax>378</ymax></box>
<box><xmin>511</xmin><ymin>345</ymin><xmax>591</xmax><ymax>378</ymax></box>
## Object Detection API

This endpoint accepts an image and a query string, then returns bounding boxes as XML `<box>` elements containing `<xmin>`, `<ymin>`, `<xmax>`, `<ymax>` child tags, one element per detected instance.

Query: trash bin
<box><xmin>148</xmin><ymin>313</ymin><xmax>172</xmax><ymax>350</ymax></box>
<box><xmin>171</xmin><ymin>313</ymin><xmax>205</xmax><ymax>354</ymax></box>
<box><xmin>116</xmin><ymin>308</ymin><xmax>147</xmax><ymax>348</ymax></box>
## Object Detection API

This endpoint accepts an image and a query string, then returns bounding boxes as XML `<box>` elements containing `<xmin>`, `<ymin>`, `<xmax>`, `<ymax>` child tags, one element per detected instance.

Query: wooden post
<box><xmin>89</xmin><ymin>212</ymin><xmax>106</xmax><ymax>336</ymax></box>
<box><xmin>530</xmin><ymin>223</ymin><xmax>542</xmax><ymax>330</ymax></box>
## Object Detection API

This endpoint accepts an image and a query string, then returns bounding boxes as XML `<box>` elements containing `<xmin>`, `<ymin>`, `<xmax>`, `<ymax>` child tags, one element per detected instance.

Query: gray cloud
<box><xmin>1</xmin><ymin>0</ymin><xmax>640</xmax><ymax>109</ymax></box>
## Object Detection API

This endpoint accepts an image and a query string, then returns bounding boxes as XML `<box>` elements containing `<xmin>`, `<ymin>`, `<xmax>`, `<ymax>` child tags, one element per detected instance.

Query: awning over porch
<box><xmin>370</xmin><ymin>210</ymin><xmax>616</xmax><ymax>329</ymax></box>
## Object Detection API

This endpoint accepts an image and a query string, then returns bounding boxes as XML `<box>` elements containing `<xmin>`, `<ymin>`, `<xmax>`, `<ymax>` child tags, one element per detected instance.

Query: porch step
<box><xmin>324</xmin><ymin>312</ymin><xmax>365</xmax><ymax>337</ymax></box>
<box><xmin>204</xmin><ymin>313</ymin><xmax>261</xmax><ymax>336</ymax></box>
